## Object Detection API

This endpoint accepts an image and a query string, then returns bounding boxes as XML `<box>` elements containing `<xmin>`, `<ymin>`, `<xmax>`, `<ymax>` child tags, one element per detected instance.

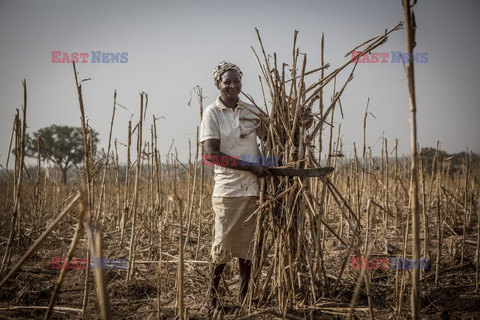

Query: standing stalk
<box><xmin>127</xmin><ymin>93</ymin><xmax>146</xmax><ymax>281</ymax></box>
<box><xmin>402</xmin><ymin>1</ymin><xmax>420</xmax><ymax>317</ymax></box>
<box><xmin>1</xmin><ymin>81</ymin><xmax>27</xmax><ymax>275</ymax></box>
<box><xmin>95</xmin><ymin>91</ymin><xmax>117</xmax><ymax>222</ymax></box>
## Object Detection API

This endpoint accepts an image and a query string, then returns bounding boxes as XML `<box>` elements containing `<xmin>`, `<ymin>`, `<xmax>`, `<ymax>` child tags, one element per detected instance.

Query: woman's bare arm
<box><xmin>203</xmin><ymin>139</ymin><xmax>271</xmax><ymax>177</ymax></box>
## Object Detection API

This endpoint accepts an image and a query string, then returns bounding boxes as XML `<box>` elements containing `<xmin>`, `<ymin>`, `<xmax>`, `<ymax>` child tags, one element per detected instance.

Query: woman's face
<box><xmin>217</xmin><ymin>69</ymin><xmax>242</xmax><ymax>101</ymax></box>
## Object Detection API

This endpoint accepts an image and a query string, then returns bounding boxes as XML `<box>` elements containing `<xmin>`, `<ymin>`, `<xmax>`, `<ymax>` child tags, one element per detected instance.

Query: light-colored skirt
<box><xmin>211</xmin><ymin>196</ymin><xmax>258</xmax><ymax>264</ymax></box>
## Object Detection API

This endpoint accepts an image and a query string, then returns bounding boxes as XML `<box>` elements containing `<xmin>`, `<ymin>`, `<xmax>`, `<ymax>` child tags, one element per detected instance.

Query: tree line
<box><xmin>4</xmin><ymin>124</ymin><xmax>477</xmax><ymax>184</ymax></box>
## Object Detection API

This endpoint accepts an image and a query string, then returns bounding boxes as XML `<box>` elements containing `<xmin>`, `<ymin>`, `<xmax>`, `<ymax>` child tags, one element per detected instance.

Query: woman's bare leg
<box><xmin>208</xmin><ymin>263</ymin><xmax>226</xmax><ymax>309</ymax></box>
<box><xmin>238</xmin><ymin>258</ymin><xmax>251</xmax><ymax>304</ymax></box>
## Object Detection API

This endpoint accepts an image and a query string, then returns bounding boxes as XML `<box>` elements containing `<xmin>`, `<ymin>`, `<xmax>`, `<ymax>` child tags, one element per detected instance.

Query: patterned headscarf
<box><xmin>213</xmin><ymin>61</ymin><xmax>243</xmax><ymax>86</ymax></box>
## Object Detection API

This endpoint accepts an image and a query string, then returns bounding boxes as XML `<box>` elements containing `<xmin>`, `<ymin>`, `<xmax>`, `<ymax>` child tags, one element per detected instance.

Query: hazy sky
<box><xmin>1</xmin><ymin>0</ymin><xmax>479</xmax><ymax>166</ymax></box>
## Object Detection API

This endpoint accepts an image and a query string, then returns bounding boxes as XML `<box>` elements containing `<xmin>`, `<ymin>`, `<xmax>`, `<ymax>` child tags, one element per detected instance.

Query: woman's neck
<box><xmin>221</xmin><ymin>97</ymin><xmax>238</xmax><ymax>110</ymax></box>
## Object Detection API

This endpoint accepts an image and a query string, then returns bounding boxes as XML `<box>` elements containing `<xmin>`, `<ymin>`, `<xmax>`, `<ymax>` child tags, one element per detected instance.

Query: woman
<box><xmin>200</xmin><ymin>61</ymin><xmax>270</xmax><ymax>313</ymax></box>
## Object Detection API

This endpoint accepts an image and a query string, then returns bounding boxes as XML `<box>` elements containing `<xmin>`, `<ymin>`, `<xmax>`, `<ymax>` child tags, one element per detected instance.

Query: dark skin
<box><xmin>204</xmin><ymin>69</ymin><xmax>272</xmax><ymax>177</ymax></box>
<box><xmin>203</xmin><ymin>70</ymin><xmax>271</xmax><ymax>313</ymax></box>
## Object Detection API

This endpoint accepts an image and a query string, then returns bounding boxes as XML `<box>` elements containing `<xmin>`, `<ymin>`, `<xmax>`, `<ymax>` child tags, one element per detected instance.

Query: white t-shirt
<box><xmin>200</xmin><ymin>96</ymin><xmax>261</xmax><ymax>197</ymax></box>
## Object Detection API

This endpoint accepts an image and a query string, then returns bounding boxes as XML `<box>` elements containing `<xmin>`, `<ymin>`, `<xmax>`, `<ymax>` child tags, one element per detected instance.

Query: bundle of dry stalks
<box><xmin>245</xmin><ymin>22</ymin><xmax>403</xmax><ymax>314</ymax></box>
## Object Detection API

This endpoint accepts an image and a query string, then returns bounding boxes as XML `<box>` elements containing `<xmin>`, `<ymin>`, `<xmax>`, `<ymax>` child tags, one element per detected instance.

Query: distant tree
<box><xmin>449</xmin><ymin>151</ymin><xmax>479</xmax><ymax>171</ymax></box>
<box><xmin>26</xmin><ymin>125</ymin><xmax>99</xmax><ymax>184</ymax></box>
<box><xmin>420</xmin><ymin>147</ymin><xmax>478</xmax><ymax>174</ymax></box>
<box><xmin>420</xmin><ymin>147</ymin><xmax>446</xmax><ymax>172</ymax></box>
<box><xmin>419</xmin><ymin>147</ymin><xmax>447</xmax><ymax>160</ymax></box>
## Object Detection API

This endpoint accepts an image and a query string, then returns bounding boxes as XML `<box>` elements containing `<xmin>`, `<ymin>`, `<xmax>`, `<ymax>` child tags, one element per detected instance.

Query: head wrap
<box><xmin>213</xmin><ymin>61</ymin><xmax>243</xmax><ymax>86</ymax></box>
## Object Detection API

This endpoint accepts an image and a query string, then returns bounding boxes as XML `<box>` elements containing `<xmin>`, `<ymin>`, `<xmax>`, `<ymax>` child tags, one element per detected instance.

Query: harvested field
<box><xmin>1</xmin><ymin>134</ymin><xmax>479</xmax><ymax>320</ymax></box>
